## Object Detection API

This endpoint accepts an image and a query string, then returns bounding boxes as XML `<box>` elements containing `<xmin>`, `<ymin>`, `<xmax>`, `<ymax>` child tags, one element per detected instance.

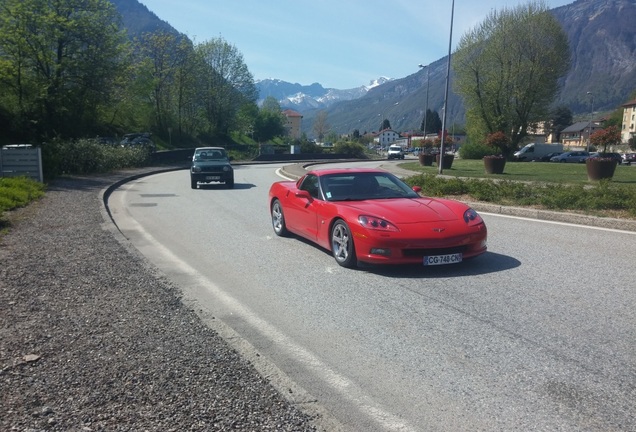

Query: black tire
<box><xmin>271</xmin><ymin>199</ymin><xmax>288</xmax><ymax>237</ymax></box>
<box><xmin>226</xmin><ymin>178</ymin><xmax>234</xmax><ymax>188</ymax></box>
<box><xmin>331</xmin><ymin>220</ymin><xmax>357</xmax><ymax>268</ymax></box>
<box><xmin>191</xmin><ymin>177</ymin><xmax>197</xmax><ymax>189</ymax></box>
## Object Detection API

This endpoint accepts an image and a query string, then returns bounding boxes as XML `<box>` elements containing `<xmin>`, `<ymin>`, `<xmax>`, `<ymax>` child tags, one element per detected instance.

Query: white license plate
<box><xmin>423</xmin><ymin>253</ymin><xmax>463</xmax><ymax>266</ymax></box>
<box><xmin>205</xmin><ymin>176</ymin><xmax>220</xmax><ymax>180</ymax></box>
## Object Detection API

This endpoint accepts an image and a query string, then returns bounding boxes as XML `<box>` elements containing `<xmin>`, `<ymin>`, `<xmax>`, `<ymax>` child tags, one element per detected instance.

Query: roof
<box><xmin>561</xmin><ymin>121</ymin><xmax>596</xmax><ymax>133</ymax></box>
<box><xmin>622</xmin><ymin>99</ymin><xmax>636</xmax><ymax>108</ymax></box>
<box><xmin>282</xmin><ymin>109</ymin><xmax>302</xmax><ymax>118</ymax></box>
<box><xmin>194</xmin><ymin>146</ymin><xmax>226</xmax><ymax>151</ymax></box>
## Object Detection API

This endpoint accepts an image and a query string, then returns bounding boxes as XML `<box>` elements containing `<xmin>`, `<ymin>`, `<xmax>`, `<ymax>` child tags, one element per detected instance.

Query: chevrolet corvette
<box><xmin>268</xmin><ymin>168</ymin><xmax>488</xmax><ymax>268</ymax></box>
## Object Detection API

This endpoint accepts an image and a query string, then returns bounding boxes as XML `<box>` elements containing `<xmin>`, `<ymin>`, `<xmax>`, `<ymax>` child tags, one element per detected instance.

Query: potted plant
<box><xmin>434</xmin><ymin>136</ymin><xmax>455</xmax><ymax>169</ymax></box>
<box><xmin>418</xmin><ymin>139</ymin><xmax>435</xmax><ymax>166</ymax></box>
<box><xmin>586</xmin><ymin>126</ymin><xmax>621</xmax><ymax>180</ymax></box>
<box><xmin>482</xmin><ymin>131</ymin><xmax>509</xmax><ymax>174</ymax></box>
<box><xmin>483</xmin><ymin>154</ymin><xmax>506</xmax><ymax>174</ymax></box>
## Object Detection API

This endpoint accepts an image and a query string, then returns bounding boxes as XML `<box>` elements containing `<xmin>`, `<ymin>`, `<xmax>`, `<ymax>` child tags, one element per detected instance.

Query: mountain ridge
<box><xmin>111</xmin><ymin>0</ymin><xmax>636</xmax><ymax>137</ymax></box>
<box><xmin>255</xmin><ymin>77</ymin><xmax>392</xmax><ymax>111</ymax></box>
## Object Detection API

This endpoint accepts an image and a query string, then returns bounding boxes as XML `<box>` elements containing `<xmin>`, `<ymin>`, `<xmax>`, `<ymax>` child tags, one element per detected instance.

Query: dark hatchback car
<box><xmin>588</xmin><ymin>152</ymin><xmax>623</xmax><ymax>164</ymax></box>
<box><xmin>536</xmin><ymin>151</ymin><xmax>563</xmax><ymax>162</ymax></box>
<box><xmin>623</xmin><ymin>153</ymin><xmax>636</xmax><ymax>165</ymax></box>
<box><xmin>190</xmin><ymin>147</ymin><xmax>234</xmax><ymax>189</ymax></box>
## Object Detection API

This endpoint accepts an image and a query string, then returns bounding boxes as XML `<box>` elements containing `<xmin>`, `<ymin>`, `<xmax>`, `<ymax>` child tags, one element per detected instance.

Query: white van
<box><xmin>514</xmin><ymin>143</ymin><xmax>564</xmax><ymax>161</ymax></box>
<box><xmin>387</xmin><ymin>145</ymin><xmax>405</xmax><ymax>160</ymax></box>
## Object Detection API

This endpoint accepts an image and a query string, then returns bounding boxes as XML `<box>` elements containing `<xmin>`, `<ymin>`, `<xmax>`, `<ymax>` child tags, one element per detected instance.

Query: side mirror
<box><xmin>412</xmin><ymin>186</ymin><xmax>422</xmax><ymax>193</ymax></box>
<box><xmin>295</xmin><ymin>190</ymin><xmax>312</xmax><ymax>200</ymax></box>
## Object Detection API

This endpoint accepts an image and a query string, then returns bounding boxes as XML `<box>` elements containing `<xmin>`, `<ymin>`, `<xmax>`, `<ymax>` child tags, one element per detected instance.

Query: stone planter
<box><xmin>483</xmin><ymin>156</ymin><xmax>506</xmax><ymax>174</ymax></box>
<box><xmin>435</xmin><ymin>153</ymin><xmax>455</xmax><ymax>169</ymax></box>
<box><xmin>586</xmin><ymin>157</ymin><xmax>617</xmax><ymax>181</ymax></box>
<box><xmin>419</xmin><ymin>153</ymin><xmax>434</xmax><ymax>166</ymax></box>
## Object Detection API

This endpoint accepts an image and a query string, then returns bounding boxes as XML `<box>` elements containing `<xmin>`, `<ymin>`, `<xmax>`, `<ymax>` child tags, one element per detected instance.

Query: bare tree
<box><xmin>313</xmin><ymin>110</ymin><xmax>330</xmax><ymax>143</ymax></box>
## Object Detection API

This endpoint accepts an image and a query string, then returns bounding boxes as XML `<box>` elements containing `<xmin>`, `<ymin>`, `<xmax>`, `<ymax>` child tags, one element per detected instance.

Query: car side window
<box><xmin>299</xmin><ymin>174</ymin><xmax>321</xmax><ymax>199</ymax></box>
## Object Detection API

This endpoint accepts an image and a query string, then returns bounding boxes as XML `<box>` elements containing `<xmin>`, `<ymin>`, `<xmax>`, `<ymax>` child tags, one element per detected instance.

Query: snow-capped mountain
<box><xmin>256</xmin><ymin>77</ymin><xmax>392</xmax><ymax>111</ymax></box>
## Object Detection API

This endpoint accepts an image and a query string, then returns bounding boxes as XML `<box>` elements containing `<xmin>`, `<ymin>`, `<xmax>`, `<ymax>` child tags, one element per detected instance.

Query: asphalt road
<box><xmin>107</xmin><ymin>162</ymin><xmax>636</xmax><ymax>431</ymax></box>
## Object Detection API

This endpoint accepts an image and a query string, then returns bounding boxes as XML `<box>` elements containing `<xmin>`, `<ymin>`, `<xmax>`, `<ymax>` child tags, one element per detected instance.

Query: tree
<box><xmin>590</xmin><ymin>125</ymin><xmax>621</xmax><ymax>154</ymax></box>
<box><xmin>0</xmin><ymin>0</ymin><xmax>129</xmax><ymax>140</ymax></box>
<box><xmin>420</xmin><ymin>109</ymin><xmax>442</xmax><ymax>134</ymax></box>
<box><xmin>134</xmin><ymin>32</ymin><xmax>194</xmax><ymax>135</ymax></box>
<box><xmin>547</xmin><ymin>105</ymin><xmax>573</xmax><ymax>142</ymax></box>
<box><xmin>261</xmin><ymin>96</ymin><xmax>281</xmax><ymax>113</ymax></box>
<box><xmin>253</xmin><ymin>96</ymin><xmax>284</xmax><ymax>142</ymax></box>
<box><xmin>453</xmin><ymin>1</ymin><xmax>570</xmax><ymax>157</ymax></box>
<box><xmin>313</xmin><ymin>110</ymin><xmax>330</xmax><ymax>143</ymax></box>
<box><xmin>196</xmin><ymin>37</ymin><xmax>257</xmax><ymax>136</ymax></box>
<box><xmin>380</xmin><ymin>118</ymin><xmax>391</xmax><ymax>131</ymax></box>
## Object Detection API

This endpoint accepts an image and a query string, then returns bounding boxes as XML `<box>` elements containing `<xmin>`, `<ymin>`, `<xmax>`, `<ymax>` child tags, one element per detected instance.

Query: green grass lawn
<box><xmin>400</xmin><ymin>159</ymin><xmax>636</xmax><ymax>185</ymax></box>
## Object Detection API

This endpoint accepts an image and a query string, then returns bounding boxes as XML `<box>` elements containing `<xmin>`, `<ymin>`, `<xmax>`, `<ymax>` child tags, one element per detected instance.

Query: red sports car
<box><xmin>268</xmin><ymin>168</ymin><xmax>488</xmax><ymax>268</ymax></box>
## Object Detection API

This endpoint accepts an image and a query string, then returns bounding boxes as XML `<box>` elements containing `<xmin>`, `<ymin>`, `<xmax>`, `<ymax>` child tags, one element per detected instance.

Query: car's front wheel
<box><xmin>190</xmin><ymin>177</ymin><xmax>197</xmax><ymax>189</ymax></box>
<box><xmin>331</xmin><ymin>220</ymin><xmax>357</xmax><ymax>268</ymax></box>
<box><xmin>271</xmin><ymin>199</ymin><xmax>288</xmax><ymax>237</ymax></box>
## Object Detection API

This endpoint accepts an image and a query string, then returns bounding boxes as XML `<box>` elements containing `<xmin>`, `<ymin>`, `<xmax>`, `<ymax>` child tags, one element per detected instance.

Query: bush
<box><xmin>0</xmin><ymin>177</ymin><xmax>46</xmax><ymax>212</ymax></box>
<box><xmin>458</xmin><ymin>142</ymin><xmax>498</xmax><ymax>159</ymax></box>
<box><xmin>42</xmin><ymin>139</ymin><xmax>153</xmax><ymax>179</ymax></box>
<box><xmin>404</xmin><ymin>174</ymin><xmax>636</xmax><ymax>217</ymax></box>
<box><xmin>333</xmin><ymin>141</ymin><xmax>367</xmax><ymax>158</ymax></box>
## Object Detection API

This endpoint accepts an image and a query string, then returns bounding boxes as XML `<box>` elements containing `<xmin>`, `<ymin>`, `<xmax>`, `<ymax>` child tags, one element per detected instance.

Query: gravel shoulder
<box><xmin>0</xmin><ymin>170</ymin><xmax>322</xmax><ymax>431</ymax></box>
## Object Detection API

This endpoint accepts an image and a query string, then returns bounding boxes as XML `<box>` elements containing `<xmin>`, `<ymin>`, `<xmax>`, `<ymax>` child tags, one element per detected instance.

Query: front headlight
<box><xmin>223</xmin><ymin>165</ymin><xmax>232</xmax><ymax>172</ymax></box>
<box><xmin>192</xmin><ymin>166</ymin><xmax>201</xmax><ymax>173</ymax></box>
<box><xmin>358</xmin><ymin>215</ymin><xmax>399</xmax><ymax>232</ymax></box>
<box><xmin>463</xmin><ymin>208</ymin><xmax>483</xmax><ymax>225</ymax></box>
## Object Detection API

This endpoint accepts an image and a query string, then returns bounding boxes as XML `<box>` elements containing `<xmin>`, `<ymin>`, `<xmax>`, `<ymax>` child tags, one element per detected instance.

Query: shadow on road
<box><xmin>361</xmin><ymin>252</ymin><xmax>520</xmax><ymax>279</ymax></box>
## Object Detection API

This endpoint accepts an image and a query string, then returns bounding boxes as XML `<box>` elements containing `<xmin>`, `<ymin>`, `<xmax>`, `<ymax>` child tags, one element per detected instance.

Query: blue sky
<box><xmin>138</xmin><ymin>0</ymin><xmax>575</xmax><ymax>89</ymax></box>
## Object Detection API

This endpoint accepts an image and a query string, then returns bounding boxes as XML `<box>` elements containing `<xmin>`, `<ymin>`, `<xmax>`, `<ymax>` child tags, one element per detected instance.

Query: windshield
<box><xmin>320</xmin><ymin>172</ymin><xmax>420</xmax><ymax>201</ymax></box>
<box><xmin>194</xmin><ymin>149</ymin><xmax>227</xmax><ymax>161</ymax></box>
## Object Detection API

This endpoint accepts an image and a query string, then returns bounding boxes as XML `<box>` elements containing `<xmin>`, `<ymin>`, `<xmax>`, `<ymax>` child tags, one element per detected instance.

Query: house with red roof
<box><xmin>282</xmin><ymin>109</ymin><xmax>303</xmax><ymax>140</ymax></box>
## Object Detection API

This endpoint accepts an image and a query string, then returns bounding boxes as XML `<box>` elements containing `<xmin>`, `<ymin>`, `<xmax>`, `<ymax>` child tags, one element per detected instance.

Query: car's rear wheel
<box><xmin>271</xmin><ymin>199</ymin><xmax>288</xmax><ymax>237</ymax></box>
<box><xmin>331</xmin><ymin>220</ymin><xmax>357</xmax><ymax>268</ymax></box>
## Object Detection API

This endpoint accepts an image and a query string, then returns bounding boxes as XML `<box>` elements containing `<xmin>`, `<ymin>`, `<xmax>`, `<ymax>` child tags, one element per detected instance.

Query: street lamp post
<box><xmin>438</xmin><ymin>0</ymin><xmax>455</xmax><ymax>174</ymax></box>
<box><xmin>587</xmin><ymin>91</ymin><xmax>594</xmax><ymax>152</ymax></box>
<box><xmin>418</xmin><ymin>64</ymin><xmax>430</xmax><ymax>139</ymax></box>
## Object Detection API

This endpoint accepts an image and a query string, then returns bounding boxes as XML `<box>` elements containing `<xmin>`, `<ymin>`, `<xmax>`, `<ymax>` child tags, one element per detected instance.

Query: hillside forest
<box><xmin>0</xmin><ymin>0</ymin><xmax>283</xmax><ymax>149</ymax></box>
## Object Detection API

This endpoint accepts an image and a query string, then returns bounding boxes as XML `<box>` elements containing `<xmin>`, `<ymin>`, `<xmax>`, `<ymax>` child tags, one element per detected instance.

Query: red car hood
<box><xmin>339</xmin><ymin>198</ymin><xmax>462</xmax><ymax>223</ymax></box>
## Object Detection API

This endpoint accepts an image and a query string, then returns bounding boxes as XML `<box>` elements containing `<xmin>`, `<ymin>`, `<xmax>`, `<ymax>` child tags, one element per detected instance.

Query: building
<box><xmin>560</xmin><ymin>121</ymin><xmax>602</xmax><ymax>149</ymax></box>
<box><xmin>621</xmin><ymin>99</ymin><xmax>636</xmax><ymax>143</ymax></box>
<box><xmin>282</xmin><ymin>109</ymin><xmax>303</xmax><ymax>140</ymax></box>
<box><xmin>374</xmin><ymin>129</ymin><xmax>400</xmax><ymax>148</ymax></box>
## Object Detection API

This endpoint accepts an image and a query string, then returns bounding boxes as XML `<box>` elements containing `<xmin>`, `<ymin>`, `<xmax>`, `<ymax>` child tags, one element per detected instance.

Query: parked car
<box><xmin>535</xmin><ymin>151</ymin><xmax>563</xmax><ymax>162</ymax></box>
<box><xmin>550</xmin><ymin>151</ymin><xmax>590</xmax><ymax>163</ymax></box>
<box><xmin>120</xmin><ymin>132</ymin><xmax>156</xmax><ymax>152</ymax></box>
<box><xmin>268</xmin><ymin>168</ymin><xmax>488</xmax><ymax>268</ymax></box>
<box><xmin>622</xmin><ymin>153</ymin><xmax>636</xmax><ymax>165</ymax></box>
<box><xmin>588</xmin><ymin>152</ymin><xmax>623</xmax><ymax>164</ymax></box>
<box><xmin>190</xmin><ymin>146</ymin><xmax>234</xmax><ymax>189</ymax></box>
